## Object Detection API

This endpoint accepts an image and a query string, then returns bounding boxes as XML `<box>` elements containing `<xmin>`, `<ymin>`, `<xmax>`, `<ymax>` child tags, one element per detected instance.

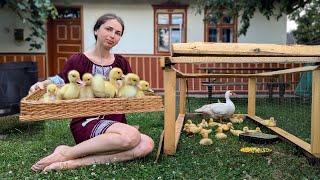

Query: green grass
<box><xmin>0</xmin><ymin>97</ymin><xmax>319</xmax><ymax>179</ymax></box>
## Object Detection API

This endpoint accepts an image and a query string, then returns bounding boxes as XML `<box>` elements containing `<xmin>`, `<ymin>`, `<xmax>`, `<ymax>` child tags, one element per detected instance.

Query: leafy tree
<box><xmin>0</xmin><ymin>0</ymin><xmax>58</xmax><ymax>50</ymax></box>
<box><xmin>289</xmin><ymin>0</ymin><xmax>320</xmax><ymax>44</ymax></box>
<box><xmin>192</xmin><ymin>0</ymin><xmax>311</xmax><ymax>36</ymax></box>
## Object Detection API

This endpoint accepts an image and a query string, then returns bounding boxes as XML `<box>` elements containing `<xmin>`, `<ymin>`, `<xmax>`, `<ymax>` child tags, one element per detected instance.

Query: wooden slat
<box><xmin>247</xmin><ymin>115</ymin><xmax>313</xmax><ymax>155</ymax></box>
<box><xmin>247</xmin><ymin>78</ymin><xmax>256</xmax><ymax>116</ymax></box>
<box><xmin>175</xmin><ymin>114</ymin><xmax>185</xmax><ymax>150</ymax></box>
<box><xmin>172</xmin><ymin>42</ymin><xmax>320</xmax><ymax>57</ymax></box>
<box><xmin>179</xmin><ymin>79</ymin><xmax>187</xmax><ymax>114</ymax></box>
<box><xmin>163</xmin><ymin>68</ymin><xmax>176</xmax><ymax>155</ymax></box>
<box><xmin>311</xmin><ymin>69</ymin><xmax>320</xmax><ymax>155</ymax></box>
<box><xmin>175</xmin><ymin>72</ymin><xmax>258</xmax><ymax>78</ymax></box>
<box><xmin>155</xmin><ymin>130</ymin><xmax>165</xmax><ymax>163</ymax></box>
<box><xmin>257</xmin><ymin>65</ymin><xmax>319</xmax><ymax>76</ymax></box>
<box><xmin>170</xmin><ymin>56</ymin><xmax>320</xmax><ymax>64</ymax></box>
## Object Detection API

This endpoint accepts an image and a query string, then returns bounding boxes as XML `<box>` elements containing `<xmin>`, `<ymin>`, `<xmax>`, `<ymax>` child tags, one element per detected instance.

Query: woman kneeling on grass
<box><xmin>29</xmin><ymin>13</ymin><xmax>154</xmax><ymax>172</ymax></box>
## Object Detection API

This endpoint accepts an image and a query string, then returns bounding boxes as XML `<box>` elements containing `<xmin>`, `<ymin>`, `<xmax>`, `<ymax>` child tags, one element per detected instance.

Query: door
<box><xmin>47</xmin><ymin>7</ymin><xmax>82</xmax><ymax>76</ymax></box>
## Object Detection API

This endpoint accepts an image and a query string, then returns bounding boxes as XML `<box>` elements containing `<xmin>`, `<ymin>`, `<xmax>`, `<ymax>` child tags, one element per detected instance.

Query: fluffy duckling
<box><xmin>136</xmin><ymin>80</ymin><xmax>154</xmax><ymax>98</ymax></box>
<box><xmin>57</xmin><ymin>70</ymin><xmax>81</xmax><ymax>100</ymax></box>
<box><xmin>200</xmin><ymin>128</ymin><xmax>212</xmax><ymax>136</ymax></box>
<box><xmin>261</xmin><ymin>117</ymin><xmax>277</xmax><ymax>127</ymax></box>
<box><xmin>243</xmin><ymin>126</ymin><xmax>262</xmax><ymax>133</ymax></box>
<box><xmin>104</xmin><ymin>81</ymin><xmax>117</xmax><ymax>98</ymax></box>
<box><xmin>230</xmin><ymin>127</ymin><xmax>245</xmax><ymax>136</ymax></box>
<box><xmin>108</xmin><ymin>67</ymin><xmax>124</xmax><ymax>86</ymax></box>
<box><xmin>197</xmin><ymin>119</ymin><xmax>209</xmax><ymax>128</ymax></box>
<box><xmin>220</xmin><ymin>122</ymin><xmax>233</xmax><ymax>132</ymax></box>
<box><xmin>91</xmin><ymin>74</ymin><xmax>106</xmax><ymax>98</ymax></box>
<box><xmin>189</xmin><ymin>126</ymin><xmax>202</xmax><ymax>134</ymax></box>
<box><xmin>79</xmin><ymin>73</ymin><xmax>94</xmax><ymax>99</ymax></box>
<box><xmin>199</xmin><ymin>132</ymin><xmax>213</xmax><ymax>146</ymax></box>
<box><xmin>118</xmin><ymin>73</ymin><xmax>140</xmax><ymax>98</ymax></box>
<box><xmin>208</xmin><ymin>118</ymin><xmax>222</xmax><ymax>127</ymax></box>
<box><xmin>215</xmin><ymin>127</ymin><xmax>227</xmax><ymax>139</ymax></box>
<box><xmin>43</xmin><ymin>84</ymin><xmax>58</xmax><ymax>102</ymax></box>
<box><xmin>229</xmin><ymin>114</ymin><xmax>245</xmax><ymax>123</ymax></box>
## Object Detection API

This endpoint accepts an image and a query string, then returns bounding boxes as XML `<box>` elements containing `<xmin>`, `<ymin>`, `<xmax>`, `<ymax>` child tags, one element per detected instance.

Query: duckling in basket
<box><xmin>43</xmin><ymin>84</ymin><xmax>58</xmax><ymax>102</ymax></box>
<box><xmin>92</xmin><ymin>74</ymin><xmax>106</xmax><ymax>98</ymax></box>
<box><xmin>57</xmin><ymin>70</ymin><xmax>81</xmax><ymax>100</ymax></box>
<box><xmin>79</xmin><ymin>73</ymin><xmax>94</xmax><ymax>99</ymax></box>
<box><xmin>118</xmin><ymin>73</ymin><xmax>140</xmax><ymax>98</ymax></box>
<box><xmin>136</xmin><ymin>80</ymin><xmax>154</xmax><ymax>98</ymax></box>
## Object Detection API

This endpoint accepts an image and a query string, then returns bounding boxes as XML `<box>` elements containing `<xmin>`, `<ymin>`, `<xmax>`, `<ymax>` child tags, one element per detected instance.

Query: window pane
<box><xmin>222</xmin><ymin>16</ymin><xmax>233</xmax><ymax>24</ymax></box>
<box><xmin>171</xmin><ymin>28</ymin><xmax>182</xmax><ymax>43</ymax></box>
<box><xmin>158</xmin><ymin>14</ymin><xmax>169</xmax><ymax>24</ymax></box>
<box><xmin>222</xmin><ymin>28</ymin><xmax>232</xmax><ymax>42</ymax></box>
<box><xmin>158</xmin><ymin>27</ymin><xmax>170</xmax><ymax>52</ymax></box>
<box><xmin>172</xmin><ymin>14</ymin><xmax>183</xmax><ymax>24</ymax></box>
<box><xmin>208</xmin><ymin>28</ymin><xmax>217</xmax><ymax>42</ymax></box>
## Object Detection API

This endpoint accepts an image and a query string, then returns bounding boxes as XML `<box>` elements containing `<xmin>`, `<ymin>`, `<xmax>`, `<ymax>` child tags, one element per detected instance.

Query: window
<box><xmin>153</xmin><ymin>5</ymin><xmax>187</xmax><ymax>55</ymax></box>
<box><xmin>205</xmin><ymin>12</ymin><xmax>237</xmax><ymax>43</ymax></box>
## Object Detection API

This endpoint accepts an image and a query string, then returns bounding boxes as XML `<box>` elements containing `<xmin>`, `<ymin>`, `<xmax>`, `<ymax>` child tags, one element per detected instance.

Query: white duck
<box><xmin>195</xmin><ymin>90</ymin><xmax>235</xmax><ymax>122</ymax></box>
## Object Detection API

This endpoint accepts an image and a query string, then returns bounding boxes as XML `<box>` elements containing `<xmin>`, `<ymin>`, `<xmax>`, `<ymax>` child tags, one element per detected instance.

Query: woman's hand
<box><xmin>29</xmin><ymin>80</ymin><xmax>52</xmax><ymax>94</ymax></box>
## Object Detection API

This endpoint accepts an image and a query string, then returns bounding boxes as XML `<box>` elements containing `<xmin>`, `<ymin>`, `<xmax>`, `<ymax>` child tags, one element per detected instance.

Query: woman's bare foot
<box><xmin>31</xmin><ymin>145</ymin><xmax>70</xmax><ymax>172</ymax></box>
<box><xmin>43</xmin><ymin>160</ymin><xmax>77</xmax><ymax>172</ymax></box>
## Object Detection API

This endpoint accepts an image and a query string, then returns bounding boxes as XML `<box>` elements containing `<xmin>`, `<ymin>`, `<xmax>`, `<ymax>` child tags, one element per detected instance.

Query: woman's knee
<box><xmin>135</xmin><ymin>134</ymin><xmax>154</xmax><ymax>157</ymax></box>
<box><xmin>119</xmin><ymin>127</ymin><xmax>141</xmax><ymax>150</ymax></box>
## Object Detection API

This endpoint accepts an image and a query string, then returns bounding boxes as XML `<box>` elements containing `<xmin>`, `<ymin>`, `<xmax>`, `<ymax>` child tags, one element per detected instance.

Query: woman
<box><xmin>30</xmin><ymin>13</ymin><xmax>154</xmax><ymax>172</ymax></box>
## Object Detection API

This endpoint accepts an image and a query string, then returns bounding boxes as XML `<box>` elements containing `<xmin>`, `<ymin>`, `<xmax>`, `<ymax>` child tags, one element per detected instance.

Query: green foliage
<box><xmin>0</xmin><ymin>0</ymin><xmax>58</xmax><ymax>50</ymax></box>
<box><xmin>192</xmin><ymin>0</ymin><xmax>311</xmax><ymax>36</ymax></box>
<box><xmin>289</xmin><ymin>0</ymin><xmax>320</xmax><ymax>44</ymax></box>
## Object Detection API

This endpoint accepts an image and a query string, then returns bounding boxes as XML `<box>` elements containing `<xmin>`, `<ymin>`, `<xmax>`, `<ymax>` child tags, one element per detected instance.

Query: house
<box><xmin>0</xmin><ymin>0</ymin><xmax>293</xmax><ymax>94</ymax></box>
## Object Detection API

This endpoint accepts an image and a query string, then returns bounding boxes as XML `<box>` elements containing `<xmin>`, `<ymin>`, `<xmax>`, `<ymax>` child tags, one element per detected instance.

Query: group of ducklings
<box><xmin>183</xmin><ymin>115</ymin><xmax>264</xmax><ymax>146</ymax></box>
<box><xmin>42</xmin><ymin>68</ymin><xmax>154</xmax><ymax>102</ymax></box>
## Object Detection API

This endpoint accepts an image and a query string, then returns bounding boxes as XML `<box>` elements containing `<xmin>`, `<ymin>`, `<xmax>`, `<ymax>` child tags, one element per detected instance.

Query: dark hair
<box><xmin>93</xmin><ymin>13</ymin><xmax>125</xmax><ymax>40</ymax></box>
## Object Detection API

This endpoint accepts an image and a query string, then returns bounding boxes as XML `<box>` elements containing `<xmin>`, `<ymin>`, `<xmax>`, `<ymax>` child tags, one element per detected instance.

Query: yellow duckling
<box><xmin>243</xmin><ymin>126</ymin><xmax>262</xmax><ymax>133</ymax></box>
<box><xmin>199</xmin><ymin>132</ymin><xmax>213</xmax><ymax>146</ymax></box>
<box><xmin>229</xmin><ymin>114</ymin><xmax>245</xmax><ymax>123</ymax></box>
<box><xmin>108</xmin><ymin>67</ymin><xmax>125</xmax><ymax>88</ymax></box>
<box><xmin>220</xmin><ymin>122</ymin><xmax>233</xmax><ymax>132</ymax></box>
<box><xmin>208</xmin><ymin>118</ymin><xmax>222</xmax><ymax>127</ymax></box>
<box><xmin>261</xmin><ymin>117</ymin><xmax>277</xmax><ymax>127</ymax></box>
<box><xmin>197</xmin><ymin>119</ymin><xmax>209</xmax><ymax>128</ymax></box>
<box><xmin>91</xmin><ymin>74</ymin><xmax>106</xmax><ymax>98</ymax></box>
<box><xmin>43</xmin><ymin>84</ymin><xmax>58</xmax><ymax>102</ymax></box>
<box><xmin>79</xmin><ymin>73</ymin><xmax>94</xmax><ymax>99</ymax></box>
<box><xmin>189</xmin><ymin>126</ymin><xmax>202</xmax><ymax>134</ymax></box>
<box><xmin>200</xmin><ymin>128</ymin><xmax>212</xmax><ymax>136</ymax></box>
<box><xmin>136</xmin><ymin>80</ymin><xmax>154</xmax><ymax>98</ymax></box>
<box><xmin>104</xmin><ymin>81</ymin><xmax>117</xmax><ymax>98</ymax></box>
<box><xmin>57</xmin><ymin>70</ymin><xmax>81</xmax><ymax>100</ymax></box>
<box><xmin>118</xmin><ymin>73</ymin><xmax>140</xmax><ymax>98</ymax></box>
<box><xmin>230</xmin><ymin>127</ymin><xmax>245</xmax><ymax>136</ymax></box>
<box><xmin>215</xmin><ymin>127</ymin><xmax>227</xmax><ymax>139</ymax></box>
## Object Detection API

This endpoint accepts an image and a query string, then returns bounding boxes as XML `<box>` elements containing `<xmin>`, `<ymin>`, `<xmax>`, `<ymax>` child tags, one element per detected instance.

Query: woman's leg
<box><xmin>31</xmin><ymin>123</ymin><xmax>141</xmax><ymax>172</ymax></box>
<box><xmin>43</xmin><ymin>134</ymin><xmax>154</xmax><ymax>171</ymax></box>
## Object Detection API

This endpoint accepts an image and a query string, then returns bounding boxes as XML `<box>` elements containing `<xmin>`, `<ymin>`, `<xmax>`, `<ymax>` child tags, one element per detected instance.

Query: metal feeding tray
<box><xmin>239</xmin><ymin>132</ymin><xmax>279</xmax><ymax>144</ymax></box>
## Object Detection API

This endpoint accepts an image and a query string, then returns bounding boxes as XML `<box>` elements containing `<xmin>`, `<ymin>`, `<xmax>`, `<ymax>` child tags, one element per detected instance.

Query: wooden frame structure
<box><xmin>161</xmin><ymin>42</ymin><xmax>320</xmax><ymax>156</ymax></box>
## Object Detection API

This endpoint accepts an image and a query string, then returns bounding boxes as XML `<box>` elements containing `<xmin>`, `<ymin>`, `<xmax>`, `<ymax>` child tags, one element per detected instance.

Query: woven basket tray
<box><xmin>20</xmin><ymin>89</ymin><xmax>164</xmax><ymax>121</ymax></box>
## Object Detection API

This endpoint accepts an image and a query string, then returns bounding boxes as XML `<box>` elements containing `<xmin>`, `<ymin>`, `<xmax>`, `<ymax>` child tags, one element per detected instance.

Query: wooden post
<box><xmin>248</xmin><ymin>77</ymin><xmax>256</xmax><ymax>116</ymax></box>
<box><xmin>179</xmin><ymin>78</ymin><xmax>187</xmax><ymax>115</ymax></box>
<box><xmin>163</xmin><ymin>67</ymin><xmax>176</xmax><ymax>155</ymax></box>
<box><xmin>311</xmin><ymin>69</ymin><xmax>320</xmax><ymax>156</ymax></box>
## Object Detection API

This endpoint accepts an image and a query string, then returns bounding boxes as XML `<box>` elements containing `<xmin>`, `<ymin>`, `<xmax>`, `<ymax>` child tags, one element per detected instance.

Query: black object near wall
<box><xmin>0</xmin><ymin>61</ymin><xmax>38</xmax><ymax>116</ymax></box>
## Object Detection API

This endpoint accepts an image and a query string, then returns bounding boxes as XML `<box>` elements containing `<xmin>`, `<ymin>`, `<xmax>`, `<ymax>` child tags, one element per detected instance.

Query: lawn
<box><xmin>0</xmin><ymin>97</ymin><xmax>319</xmax><ymax>179</ymax></box>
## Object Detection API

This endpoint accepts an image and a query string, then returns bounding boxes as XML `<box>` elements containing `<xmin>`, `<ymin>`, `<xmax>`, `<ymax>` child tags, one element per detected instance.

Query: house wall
<box><xmin>0</xmin><ymin>8</ymin><xmax>45</xmax><ymax>53</ymax></box>
<box><xmin>238</xmin><ymin>11</ymin><xmax>287</xmax><ymax>44</ymax></box>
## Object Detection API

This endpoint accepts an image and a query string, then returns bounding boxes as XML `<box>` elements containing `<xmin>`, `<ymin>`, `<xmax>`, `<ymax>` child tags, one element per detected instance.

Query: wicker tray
<box><xmin>19</xmin><ymin>89</ymin><xmax>164</xmax><ymax>121</ymax></box>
